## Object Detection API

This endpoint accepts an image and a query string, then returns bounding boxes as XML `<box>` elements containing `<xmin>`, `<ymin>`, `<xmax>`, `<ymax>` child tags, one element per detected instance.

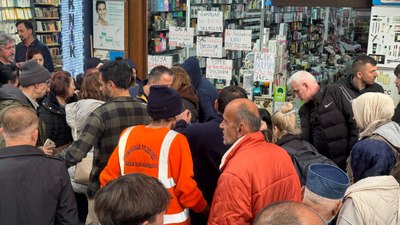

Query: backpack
<box><xmin>282</xmin><ymin>141</ymin><xmax>337</xmax><ymax>185</ymax></box>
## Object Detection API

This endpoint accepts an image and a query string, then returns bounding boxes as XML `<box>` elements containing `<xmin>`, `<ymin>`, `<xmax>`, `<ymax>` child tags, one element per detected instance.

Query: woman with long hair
<box><xmin>65</xmin><ymin>69</ymin><xmax>105</xmax><ymax>223</ymax></box>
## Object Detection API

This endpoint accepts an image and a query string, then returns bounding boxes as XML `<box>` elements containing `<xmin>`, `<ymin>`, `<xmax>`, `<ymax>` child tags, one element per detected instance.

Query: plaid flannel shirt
<box><xmin>60</xmin><ymin>96</ymin><xmax>151</xmax><ymax>198</ymax></box>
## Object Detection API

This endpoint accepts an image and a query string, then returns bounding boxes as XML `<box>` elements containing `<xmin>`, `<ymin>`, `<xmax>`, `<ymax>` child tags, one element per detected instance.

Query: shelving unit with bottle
<box><xmin>33</xmin><ymin>0</ymin><xmax>61</xmax><ymax>61</ymax></box>
<box><xmin>148</xmin><ymin>0</ymin><xmax>187</xmax><ymax>65</ymax></box>
<box><xmin>189</xmin><ymin>0</ymin><xmax>261</xmax><ymax>81</ymax></box>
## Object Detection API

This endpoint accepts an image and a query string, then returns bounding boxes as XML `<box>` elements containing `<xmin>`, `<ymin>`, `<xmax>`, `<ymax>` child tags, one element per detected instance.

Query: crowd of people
<box><xmin>0</xmin><ymin>22</ymin><xmax>400</xmax><ymax>225</ymax></box>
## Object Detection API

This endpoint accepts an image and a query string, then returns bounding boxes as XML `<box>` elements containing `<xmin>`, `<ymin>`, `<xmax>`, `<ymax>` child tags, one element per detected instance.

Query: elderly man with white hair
<box><xmin>288</xmin><ymin>71</ymin><xmax>358</xmax><ymax>170</ymax></box>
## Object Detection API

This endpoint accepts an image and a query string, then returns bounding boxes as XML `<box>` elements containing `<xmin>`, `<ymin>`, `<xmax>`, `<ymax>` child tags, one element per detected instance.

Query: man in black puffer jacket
<box><xmin>288</xmin><ymin>71</ymin><xmax>358</xmax><ymax>170</ymax></box>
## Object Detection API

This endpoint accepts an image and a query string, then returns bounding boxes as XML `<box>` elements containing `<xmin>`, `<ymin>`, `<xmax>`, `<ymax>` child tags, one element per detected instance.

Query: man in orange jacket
<box><xmin>208</xmin><ymin>98</ymin><xmax>301</xmax><ymax>225</ymax></box>
<box><xmin>100</xmin><ymin>85</ymin><xmax>209</xmax><ymax>225</ymax></box>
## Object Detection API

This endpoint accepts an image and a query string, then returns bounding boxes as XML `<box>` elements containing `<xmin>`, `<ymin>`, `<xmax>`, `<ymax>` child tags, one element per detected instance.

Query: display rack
<box><xmin>0</xmin><ymin>0</ymin><xmax>33</xmax><ymax>42</ymax></box>
<box><xmin>189</xmin><ymin>0</ymin><xmax>261</xmax><ymax>81</ymax></box>
<box><xmin>34</xmin><ymin>0</ymin><xmax>61</xmax><ymax>61</ymax></box>
<box><xmin>148</xmin><ymin>0</ymin><xmax>187</xmax><ymax>65</ymax></box>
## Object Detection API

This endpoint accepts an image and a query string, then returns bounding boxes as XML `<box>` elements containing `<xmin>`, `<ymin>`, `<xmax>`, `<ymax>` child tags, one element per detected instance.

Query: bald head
<box><xmin>1</xmin><ymin>106</ymin><xmax>38</xmax><ymax>146</ymax></box>
<box><xmin>253</xmin><ymin>201</ymin><xmax>325</xmax><ymax>225</ymax></box>
<box><xmin>228</xmin><ymin>98</ymin><xmax>260</xmax><ymax>132</ymax></box>
<box><xmin>220</xmin><ymin>98</ymin><xmax>260</xmax><ymax>145</ymax></box>
<box><xmin>288</xmin><ymin>71</ymin><xmax>319</xmax><ymax>103</ymax></box>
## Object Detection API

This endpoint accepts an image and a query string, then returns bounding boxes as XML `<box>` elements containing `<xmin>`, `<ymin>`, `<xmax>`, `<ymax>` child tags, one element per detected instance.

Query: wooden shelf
<box><xmin>35</xmin><ymin>30</ymin><xmax>61</xmax><ymax>33</ymax></box>
<box><xmin>34</xmin><ymin>3</ymin><xmax>59</xmax><ymax>7</ymax></box>
<box><xmin>35</xmin><ymin>17</ymin><xmax>59</xmax><ymax>20</ymax></box>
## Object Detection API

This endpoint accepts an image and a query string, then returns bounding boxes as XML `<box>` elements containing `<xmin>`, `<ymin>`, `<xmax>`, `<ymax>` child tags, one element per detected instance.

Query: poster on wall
<box><xmin>196</xmin><ymin>36</ymin><xmax>223</xmax><ymax>58</ymax></box>
<box><xmin>225</xmin><ymin>29</ymin><xmax>252</xmax><ymax>51</ymax></box>
<box><xmin>197</xmin><ymin>11</ymin><xmax>223</xmax><ymax>33</ymax></box>
<box><xmin>368</xmin><ymin>6</ymin><xmax>400</xmax><ymax>68</ymax></box>
<box><xmin>93</xmin><ymin>0</ymin><xmax>124</xmax><ymax>51</ymax></box>
<box><xmin>148</xmin><ymin>55</ymin><xmax>173</xmax><ymax>74</ymax></box>
<box><xmin>376</xmin><ymin>67</ymin><xmax>400</xmax><ymax>103</ymax></box>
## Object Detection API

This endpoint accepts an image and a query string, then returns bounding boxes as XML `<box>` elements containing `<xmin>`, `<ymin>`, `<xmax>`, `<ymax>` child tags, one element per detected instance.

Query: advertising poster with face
<box><xmin>93</xmin><ymin>0</ymin><xmax>124</xmax><ymax>51</ymax></box>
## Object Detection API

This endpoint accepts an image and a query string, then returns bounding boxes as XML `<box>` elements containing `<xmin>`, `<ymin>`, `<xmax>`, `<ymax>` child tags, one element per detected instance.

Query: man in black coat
<box><xmin>337</xmin><ymin>55</ymin><xmax>384</xmax><ymax>99</ymax></box>
<box><xmin>289</xmin><ymin>71</ymin><xmax>358</xmax><ymax>170</ymax></box>
<box><xmin>0</xmin><ymin>106</ymin><xmax>78</xmax><ymax>225</ymax></box>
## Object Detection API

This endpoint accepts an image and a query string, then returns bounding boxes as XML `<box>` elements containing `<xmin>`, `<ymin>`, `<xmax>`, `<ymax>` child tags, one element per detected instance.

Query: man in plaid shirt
<box><xmin>59</xmin><ymin>60</ymin><xmax>151</xmax><ymax>225</ymax></box>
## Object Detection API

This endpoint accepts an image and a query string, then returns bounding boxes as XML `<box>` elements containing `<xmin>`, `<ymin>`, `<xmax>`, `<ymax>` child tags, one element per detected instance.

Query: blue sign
<box><xmin>373</xmin><ymin>0</ymin><xmax>400</xmax><ymax>5</ymax></box>
<box><xmin>61</xmin><ymin>0</ymin><xmax>84</xmax><ymax>77</ymax></box>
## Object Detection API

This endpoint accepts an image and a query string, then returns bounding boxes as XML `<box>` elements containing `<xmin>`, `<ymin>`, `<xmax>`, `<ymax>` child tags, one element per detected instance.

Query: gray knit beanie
<box><xmin>19</xmin><ymin>59</ymin><xmax>51</xmax><ymax>87</ymax></box>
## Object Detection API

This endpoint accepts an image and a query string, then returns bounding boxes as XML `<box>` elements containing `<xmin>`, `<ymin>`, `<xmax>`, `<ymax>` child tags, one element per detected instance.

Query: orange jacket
<box><xmin>100</xmin><ymin>125</ymin><xmax>207</xmax><ymax>225</ymax></box>
<box><xmin>208</xmin><ymin>132</ymin><xmax>302</xmax><ymax>225</ymax></box>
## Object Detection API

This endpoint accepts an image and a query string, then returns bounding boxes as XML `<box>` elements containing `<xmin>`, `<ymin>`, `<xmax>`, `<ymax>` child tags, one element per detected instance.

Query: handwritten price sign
<box><xmin>253</xmin><ymin>52</ymin><xmax>275</xmax><ymax>81</ymax></box>
<box><xmin>225</xmin><ymin>29</ymin><xmax>252</xmax><ymax>51</ymax></box>
<box><xmin>147</xmin><ymin>55</ymin><xmax>173</xmax><ymax>74</ymax></box>
<box><xmin>197</xmin><ymin>11</ymin><xmax>223</xmax><ymax>32</ymax></box>
<box><xmin>196</xmin><ymin>36</ymin><xmax>223</xmax><ymax>58</ymax></box>
<box><xmin>169</xmin><ymin>26</ymin><xmax>194</xmax><ymax>47</ymax></box>
<box><xmin>206</xmin><ymin>58</ymin><xmax>233</xmax><ymax>80</ymax></box>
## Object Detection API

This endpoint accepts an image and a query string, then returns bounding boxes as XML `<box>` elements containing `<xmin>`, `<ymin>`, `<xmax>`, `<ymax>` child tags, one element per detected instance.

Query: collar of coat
<box><xmin>219</xmin><ymin>131</ymin><xmax>265</xmax><ymax>171</ymax></box>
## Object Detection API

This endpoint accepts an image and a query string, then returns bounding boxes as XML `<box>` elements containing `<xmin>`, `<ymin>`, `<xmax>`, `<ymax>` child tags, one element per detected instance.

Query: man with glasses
<box><xmin>0</xmin><ymin>59</ymin><xmax>51</xmax><ymax>147</ymax></box>
<box><xmin>288</xmin><ymin>71</ymin><xmax>357</xmax><ymax>170</ymax></box>
<box><xmin>0</xmin><ymin>31</ymin><xmax>15</xmax><ymax>66</ymax></box>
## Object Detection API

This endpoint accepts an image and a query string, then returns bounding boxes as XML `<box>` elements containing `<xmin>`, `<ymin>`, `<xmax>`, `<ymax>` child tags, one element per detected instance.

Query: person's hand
<box><xmin>40</xmin><ymin>146</ymin><xmax>53</xmax><ymax>155</ymax></box>
<box><xmin>176</xmin><ymin>109</ymin><xmax>192</xmax><ymax>124</ymax></box>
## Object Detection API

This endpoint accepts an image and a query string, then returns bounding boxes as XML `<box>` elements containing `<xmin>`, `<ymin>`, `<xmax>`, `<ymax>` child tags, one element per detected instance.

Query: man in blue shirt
<box><xmin>15</xmin><ymin>20</ymin><xmax>54</xmax><ymax>72</ymax></box>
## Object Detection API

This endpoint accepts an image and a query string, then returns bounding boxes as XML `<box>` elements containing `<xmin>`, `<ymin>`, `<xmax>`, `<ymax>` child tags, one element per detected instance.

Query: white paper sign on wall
<box><xmin>169</xmin><ymin>26</ymin><xmax>195</xmax><ymax>47</ymax></box>
<box><xmin>147</xmin><ymin>55</ymin><xmax>173</xmax><ymax>74</ymax></box>
<box><xmin>253</xmin><ymin>52</ymin><xmax>275</xmax><ymax>81</ymax></box>
<box><xmin>197</xmin><ymin>11</ymin><xmax>223</xmax><ymax>32</ymax></box>
<box><xmin>206</xmin><ymin>58</ymin><xmax>233</xmax><ymax>80</ymax></box>
<box><xmin>196</xmin><ymin>36</ymin><xmax>223</xmax><ymax>58</ymax></box>
<box><xmin>225</xmin><ymin>29</ymin><xmax>252</xmax><ymax>51</ymax></box>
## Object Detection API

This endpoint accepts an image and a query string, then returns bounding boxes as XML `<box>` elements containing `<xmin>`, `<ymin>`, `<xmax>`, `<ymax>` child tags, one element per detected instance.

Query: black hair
<box><xmin>0</xmin><ymin>63</ymin><xmax>19</xmax><ymax>85</ymax></box>
<box><xmin>217</xmin><ymin>86</ymin><xmax>247</xmax><ymax>114</ymax></box>
<box><xmin>352</xmin><ymin>55</ymin><xmax>377</xmax><ymax>74</ymax></box>
<box><xmin>96</xmin><ymin>0</ymin><xmax>106</xmax><ymax>12</ymax></box>
<box><xmin>16</xmin><ymin>20</ymin><xmax>34</xmax><ymax>30</ymax></box>
<box><xmin>99</xmin><ymin>60</ymin><xmax>132</xmax><ymax>89</ymax></box>
<box><xmin>27</xmin><ymin>47</ymin><xmax>43</xmax><ymax>60</ymax></box>
<box><xmin>394</xmin><ymin>64</ymin><xmax>400</xmax><ymax>77</ymax></box>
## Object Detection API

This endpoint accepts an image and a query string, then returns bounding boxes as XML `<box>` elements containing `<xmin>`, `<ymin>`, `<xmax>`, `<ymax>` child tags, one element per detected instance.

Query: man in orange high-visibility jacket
<box><xmin>100</xmin><ymin>85</ymin><xmax>209</xmax><ymax>225</ymax></box>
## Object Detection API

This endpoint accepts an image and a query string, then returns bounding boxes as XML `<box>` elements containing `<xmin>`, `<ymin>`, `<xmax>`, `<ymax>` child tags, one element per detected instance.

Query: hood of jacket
<box><xmin>0</xmin><ymin>84</ymin><xmax>29</xmax><ymax>104</ymax></box>
<box><xmin>180</xmin><ymin>57</ymin><xmax>201</xmax><ymax>89</ymax></box>
<box><xmin>65</xmin><ymin>99</ymin><xmax>105</xmax><ymax>140</ymax></box>
<box><xmin>373</xmin><ymin>121</ymin><xmax>400</xmax><ymax>148</ymax></box>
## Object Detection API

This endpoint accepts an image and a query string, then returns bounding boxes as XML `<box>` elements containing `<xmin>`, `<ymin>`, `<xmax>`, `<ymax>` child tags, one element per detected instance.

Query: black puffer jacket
<box><xmin>336</xmin><ymin>74</ymin><xmax>384</xmax><ymax>99</ymax></box>
<box><xmin>38</xmin><ymin>91</ymin><xmax>73</xmax><ymax>147</ymax></box>
<box><xmin>299</xmin><ymin>84</ymin><xmax>358</xmax><ymax>170</ymax></box>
